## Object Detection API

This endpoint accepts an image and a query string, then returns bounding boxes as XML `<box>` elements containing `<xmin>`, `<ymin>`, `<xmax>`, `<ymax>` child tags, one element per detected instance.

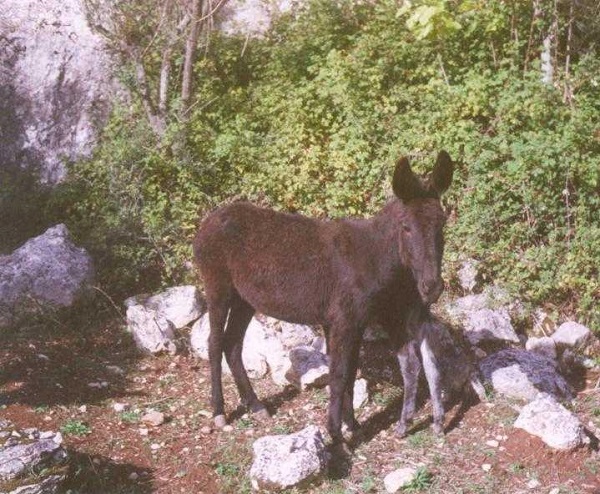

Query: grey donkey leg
<box><xmin>419</xmin><ymin>336</ymin><xmax>445</xmax><ymax>435</ymax></box>
<box><xmin>396</xmin><ymin>341</ymin><xmax>421</xmax><ymax>437</ymax></box>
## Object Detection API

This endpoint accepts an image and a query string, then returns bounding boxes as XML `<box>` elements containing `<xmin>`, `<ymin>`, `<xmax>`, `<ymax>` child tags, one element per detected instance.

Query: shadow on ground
<box><xmin>0</xmin><ymin>302</ymin><xmax>146</xmax><ymax>409</ymax></box>
<box><xmin>63</xmin><ymin>450</ymin><xmax>155</xmax><ymax>493</ymax></box>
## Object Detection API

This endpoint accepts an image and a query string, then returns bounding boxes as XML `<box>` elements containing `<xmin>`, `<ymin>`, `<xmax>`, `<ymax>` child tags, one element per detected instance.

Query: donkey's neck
<box><xmin>366</xmin><ymin>200</ymin><xmax>408</xmax><ymax>277</ymax></box>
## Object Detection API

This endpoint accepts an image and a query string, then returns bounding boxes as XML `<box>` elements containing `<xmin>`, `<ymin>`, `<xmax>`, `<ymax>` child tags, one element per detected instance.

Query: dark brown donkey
<box><xmin>194</xmin><ymin>151</ymin><xmax>454</xmax><ymax>443</ymax></box>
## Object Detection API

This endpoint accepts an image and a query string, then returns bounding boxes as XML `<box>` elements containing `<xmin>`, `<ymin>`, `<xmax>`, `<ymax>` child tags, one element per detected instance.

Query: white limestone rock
<box><xmin>383</xmin><ymin>467</ymin><xmax>418</xmax><ymax>493</ymax></box>
<box><xmin>514</xmin><ymin>393</ymin><xmax>587</xmax><ymax>450</ymax></box>
<box><xmin>249</xmin><ymin>426</ymin><xmax>329</xmax><ymax>491</ymax></box>
<box><xmin>551</xmin><ymin>322</ymin><xmax>592</xmax><ymax>351</ymax></box>
<box><xmin>525</xmin><ymin>336</ymin><xmax>558</xmax><ymax>360</ymax></box>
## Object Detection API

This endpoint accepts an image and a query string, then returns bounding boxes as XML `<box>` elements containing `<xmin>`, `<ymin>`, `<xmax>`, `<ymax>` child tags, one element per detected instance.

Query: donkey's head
<box><xmin>392</xmin><ymin>151</ymin><xmax>454</xmax><ymax>305</ymax></box>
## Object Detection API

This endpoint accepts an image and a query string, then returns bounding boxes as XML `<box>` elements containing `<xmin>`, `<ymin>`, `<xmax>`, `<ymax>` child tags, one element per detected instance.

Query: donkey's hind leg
<box><xmin>223</xmin><ymin>295</ymin><xmax>269</xmax><ymax>421</ymax></box>
<box><xmin>206</xmin><ymin>287</ymin><xmax>231</xmax><ymax>429</ymax></box>
<box><xmin>396</xmin><ymin>340</ymin><xmax>421</xmax><ymax>437</ymax></box>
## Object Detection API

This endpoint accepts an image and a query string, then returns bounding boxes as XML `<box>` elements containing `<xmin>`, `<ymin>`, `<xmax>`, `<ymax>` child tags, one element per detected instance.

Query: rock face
<box><xmin>249</xmin><ymin>426</ymin><xmax>329</xmax><ymax>491</ymax></box>
<box><xmin>218</xmin><ymin>0</ymin><xmax>294</xmax><ymax>36</ymax></box>
<box><xmin>0</xmin><ymin>0</ymin><xmax>115</xmax><ymax>183</ymax></box>
<box><xmin>0</xmin><ymin>224</ymin><xmax>94</xmax><ymax>327</ymax></box>
<box><xmin>514</xmin><ymin>393</ymin><xmax>587</xmax><ymax>450</ymax></box>
<box><xmin>125</xmin><ymin>286</ymin><xmax>203</xmax><ymax>355</ymax></box>
<box><xmin>479</xmin><ymin>349</ymin><xmax>573</xmax><ymax>402</ymax></box>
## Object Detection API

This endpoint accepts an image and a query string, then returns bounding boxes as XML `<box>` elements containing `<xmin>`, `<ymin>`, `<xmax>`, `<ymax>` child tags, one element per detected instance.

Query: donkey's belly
<box><xmin>231</xmin><ymin>265</ymin><xmax>328</xmax><ymax>326</ymax></box>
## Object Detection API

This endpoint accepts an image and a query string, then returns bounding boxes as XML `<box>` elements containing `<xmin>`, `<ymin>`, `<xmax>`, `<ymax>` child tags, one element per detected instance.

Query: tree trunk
<box><xmin>180</xmin><ymin>0</ymin><xmax>202</xmax><ymax>116</ymax></box>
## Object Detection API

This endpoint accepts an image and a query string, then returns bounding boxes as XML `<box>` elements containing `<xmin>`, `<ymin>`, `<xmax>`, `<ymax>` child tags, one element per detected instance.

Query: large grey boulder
<box><xmin>0</xmin><ymin>224</ymin><xmax>94</xmax><ymax>327</ymax></box>
<box><xmin>0</xmin><ymin>0</ymin><xmax>116</xmax><ymax>183</ymax></box>
<box><xmin>249</xmin><ymin>425</ymin><xmax>329</xmax><ymax>491</ymax></box>
<box><xmin>125</xmin><ymin>286</ymin><xmax>203</xmax><ymax>355</ymax></box>
<box><xmin>444</xmin><ymin>286</ymin><xmax>520</xmax><ymax>345</ymax></box>
<box><xmin>514</xmin><ymin>393</ymin><xmax>587</xmax><ymax>450</ymax></box>
<box><xmin>480</xmin><ymin>349</ymin><xmax>573</xmax><ymax>402</ymax></box>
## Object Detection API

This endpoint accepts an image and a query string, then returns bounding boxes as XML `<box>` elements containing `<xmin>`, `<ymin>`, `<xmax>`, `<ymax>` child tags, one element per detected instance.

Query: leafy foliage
<box><xmin>60</xmin><ymin>0</ymin><xmax>598</xmax><ymax>326</ymax></box>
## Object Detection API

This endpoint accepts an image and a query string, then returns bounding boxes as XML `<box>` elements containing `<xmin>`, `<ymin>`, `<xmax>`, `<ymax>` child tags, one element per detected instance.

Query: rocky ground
<box><xmin>1</xmin><ymin>304</ymin><xmax>599</xmax><ymax>494</ymax></box>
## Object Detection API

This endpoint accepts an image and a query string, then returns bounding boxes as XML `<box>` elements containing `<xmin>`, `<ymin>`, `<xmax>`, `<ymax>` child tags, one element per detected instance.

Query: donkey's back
<box><xmin>194</xmin><ymin>201</ymin><xmax>337</xmax><ymax>325</ymax></box>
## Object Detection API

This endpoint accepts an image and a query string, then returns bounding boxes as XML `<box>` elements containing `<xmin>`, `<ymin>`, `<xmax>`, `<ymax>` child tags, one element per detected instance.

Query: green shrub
<box><xmin>62</xmin><ymin>0</ymin><xmax>599</xmax><ymax>327</ymax></box>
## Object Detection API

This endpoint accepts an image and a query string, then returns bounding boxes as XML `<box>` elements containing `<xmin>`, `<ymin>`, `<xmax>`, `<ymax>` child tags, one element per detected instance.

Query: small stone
<box><xmin>527</xmin><ymin>479</ymin><xmax>541</xmax><ymax>489</ymax></box>
<box><xmin>222</xmin><ymin>425</ymin><xmax>234</xmax><ymax>433</ymax></box>
<box><xmin>142</xmin><ymin>410</ymin><xmax>165</xmax><ymax>427</ymax></box>
<box><xmin>353</xmin><ymin>378</ymin><xmax>369</xmax><ymax>410</ymax></box>
<box><xmin>129</xmin><ymin>472</ymin><xmax>139</xmax><ymax>481</ymax></box>
<box><xmin>150</xmin><ymin>443</ymin><xmax>161</xmax><ymax>451</ymax></box>
<box><xmin>384</xmin><ymin>467</ymin><xmax>417</xmax><ymax>493</ymax></box>
<box><xmin>114</xmin><ymin>403</ymin><xmax>129</xmax><ymax>413</ymax></box>
<box><xmin>552</xmin><ymin>321</ymin><xmax>592</xmax><ymax>350</ymax></box>
<box><xmin>37</xmin><ymin>354</ymin><xmax>50</xmax><ymax>361</ymax></box>
<box><xmin>526</xmin><ymin>336</ymin><xmax>557</xmax><ymax>360</ymax></box>
<box><xmin>485</xmin><ymin>440</ymin><xmax>499</xmax><ymax>448</ymax></box>
<box><xmin>39</xmin><ymin>431</ymin><xmax>54</xmax><ymax>439</ymax></box>
<box><xmin>200</xmin><ymin>426</ymin><xmax>212</xmax><ymax>435</ymax></box>
<box><xmin>53</xmin><ymin>432</ymin><xmax>63</xmax><ymax>444</ymax></box>
<box><xmin>106</xmin><ymin>365</ymin><xmax>125</xmax><ymax>375</ymax></box>
<box><xmin>78</xmin><ymin>405</ymin><xmax>88</xmax><ymax>413</ymax></box>
<box><xmin>481</xmin><ymin>464</ymin><xmax>492</xmax><ymax>472</ymax></box>
<box><xmin>549</xmin><ymin>488</ymin><xmax>560</xmax><ymax>494</ymax></box>
<box><xmin>138</xmin><ymin>428</ymin><xmax>149</xmax><ymax>436</ymax></box>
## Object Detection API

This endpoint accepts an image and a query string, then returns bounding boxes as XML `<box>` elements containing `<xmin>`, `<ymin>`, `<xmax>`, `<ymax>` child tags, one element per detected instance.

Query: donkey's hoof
<box><xmin>253</xmin><ymin>407</ymin><xmax>271</xmax><ymax>422</ymax></box>
<box><xmin>432</xmin><ymin>422</ymin><xmax>445</xmax><ymax>436</ymax></box>
<box><xmin>395</xmin><ymin>422</ymin><xmax>408</xmax><ymax>438</ymax></box>
<box><xmin>214</xmin><ymin>414</ymin><xmax>227</xmax><ymax>429</ymax></box>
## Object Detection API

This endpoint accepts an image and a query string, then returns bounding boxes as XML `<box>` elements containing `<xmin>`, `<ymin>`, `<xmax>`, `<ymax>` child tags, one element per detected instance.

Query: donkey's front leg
<box><xmin>419</xmin><ymin>335</ymin><xmax>445</xmax><ymax>435</ymax></box>
<box><xmin>396</xmin><ymin>340</ymin><xmax>421</xmax><ymax>437</ymax></box>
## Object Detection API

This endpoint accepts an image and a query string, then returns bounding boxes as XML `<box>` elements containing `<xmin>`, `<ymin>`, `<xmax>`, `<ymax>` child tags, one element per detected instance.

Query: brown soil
<box><xmin>1</xmin><ymin>315</ymin><xmax>599</xmax><ymax>493</ymax></box>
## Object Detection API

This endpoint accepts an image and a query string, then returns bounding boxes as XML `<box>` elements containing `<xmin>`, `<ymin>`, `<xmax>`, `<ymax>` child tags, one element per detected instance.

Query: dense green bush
<box><xmin>61</xmin><ymin>0</ymin><xmax>599</xmax><ymax>326</ymax></box>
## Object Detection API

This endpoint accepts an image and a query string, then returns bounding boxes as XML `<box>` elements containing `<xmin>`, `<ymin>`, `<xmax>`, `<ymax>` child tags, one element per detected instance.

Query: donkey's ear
<box><xmin>430</xmin><ymin>150</ymin><xmax>454</xmax><ymax>195</ymax></box>
<box><xmin>392</xmin><ymin>157</ymin><xmax>421</xmax><ymax>202</ymax></box>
